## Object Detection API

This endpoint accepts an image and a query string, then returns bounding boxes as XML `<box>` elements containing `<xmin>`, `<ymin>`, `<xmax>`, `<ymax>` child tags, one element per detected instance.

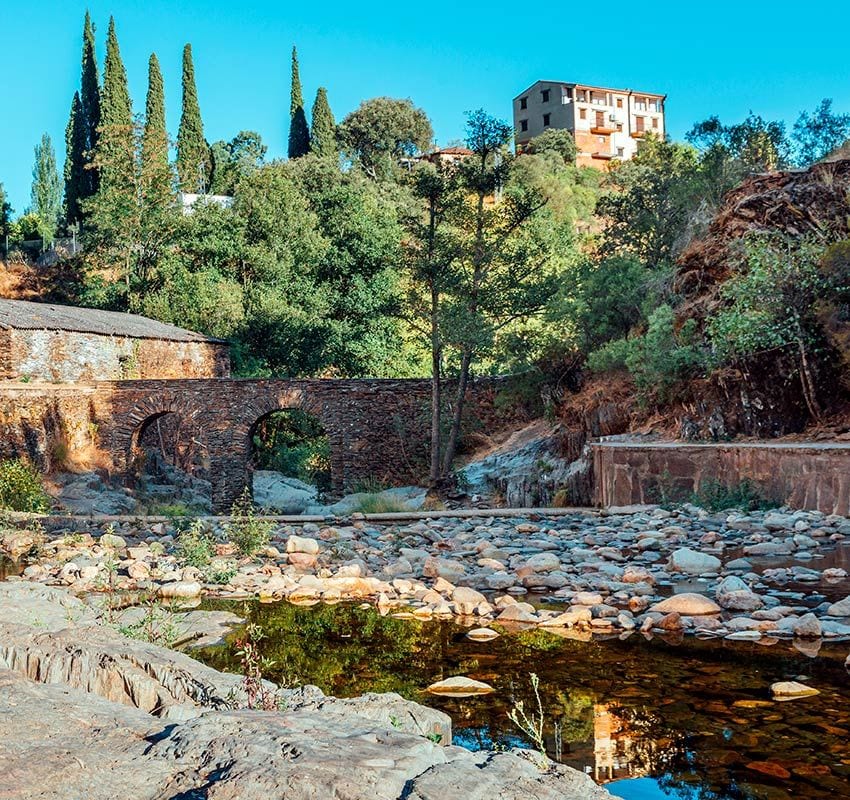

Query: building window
<box><xmin>654</xmin><ymin>99</ymin><xmax>663</xmax><ymax>112</ymax></box>
<box><xmin>635</xmin><ymin>97</ymin><xmax>647</xmax><ymax>111</ymax></box>
<box><xmin>520</xmin><ymin>119</ymin><xmax>528</xmax><ymax>132</ymax></box>
<box><xmin>616</xmin><ymin>97</ymin><xmax>623</xmax><ymax>109</ymax></box>
<box><xmin>564</xmin><ymin>86</ymin><xmax>573</xmax><ymax>99</ymax></box>
<box><xmin>577</xmin><ymin>89</ymin><xmax>586</xmax><ymax>102</ymax></box>
<box><xmin>520</xmin><ymin>97</ymin><xmax>527</xmax><ymax>110</ymax></box>
<box><xmin>579</xmin><ymin>108</ymin><xmax>586</xmax><ymax>120</ymax></box>
<box><xmin>541</xmin><ymin>89</ymin><xmax>550</xmax><ymax>103</ymax></box>
<box><xmin>652</xmin><ymin>117</ymin><xmax>659</xmax><ymax>129</ymax></box>
<box><xmin>617</xmin><ymin>147</ymin><xmax>624</xmax><ymax>157</ymax></box>
<box><xmin>542</xmin><ymin>113</ymin><xmax>551</xmax><ymax>126</ymax></box>
<box><xmin>616</xmin><ymin>123</ymin><xmax>623</xmax><ymax>131</ymax></box>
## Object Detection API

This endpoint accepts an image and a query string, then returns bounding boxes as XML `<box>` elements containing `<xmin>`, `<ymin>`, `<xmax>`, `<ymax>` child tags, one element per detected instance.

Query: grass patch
<box><xmin>351</xmin><ymin>493</ymin><xmax>411</xmax><ymax>514</ymax></box>
<box><xmin>690</xmin><ymin>478</ymin><xmax>778</xmax><ymax>513</ymax></box>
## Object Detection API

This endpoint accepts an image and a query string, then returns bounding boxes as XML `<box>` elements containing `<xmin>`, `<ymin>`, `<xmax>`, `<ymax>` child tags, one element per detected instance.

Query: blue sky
<box><xmin>2</xmin><ymin>1</ymin><xmax>849</xmax><ymax>212</ymax></box>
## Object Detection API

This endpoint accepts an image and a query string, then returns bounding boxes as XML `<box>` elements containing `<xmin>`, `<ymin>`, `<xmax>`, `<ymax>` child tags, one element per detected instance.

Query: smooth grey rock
<box><xmin>667</xmin><ymin>548</ymin><xmax>721</xmax><ymax>575</ymax></box>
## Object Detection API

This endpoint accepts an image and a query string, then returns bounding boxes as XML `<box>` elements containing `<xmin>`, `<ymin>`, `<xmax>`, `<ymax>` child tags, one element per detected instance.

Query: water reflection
<box><xmin>194</xmin><ymin>601</ymin><xmax>850</xmax><ymax>800</ymax></box>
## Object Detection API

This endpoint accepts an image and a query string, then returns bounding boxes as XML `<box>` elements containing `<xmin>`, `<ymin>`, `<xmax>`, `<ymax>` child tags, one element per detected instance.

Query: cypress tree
<box><xmin>176</xmin><ymin>44</ymin><xmax>210</xmax><ymax>192</ymax></box>
<box><xmin>80</xmin><ymin>11</ymin><xmax>101</xmax><ymax>193</ymax></box>
<box><xmin>63</xmin><ymin>92</ymin><xmax>87</xmax><ymax>223</ymax></box>
<box><xmin>31</xmin><ymin>134</ymin><xmax>62</xmax><ymax>249</ymax></box>
<box><xmin>141</xmin><ymin>53</ymin><xmax>173</xmax><ymax>210</ymax></box>
<box><xmin>310</xmin><ymin>87</ymin><xmax>337</xmax><ymax>158</ymax></box>
<box><xmin>97</xmin><ymin>16</ymin><xmax>134</xmax><ymax>189</ymax></box>
<box><xmin>288</xmin><ymin>46</ymin><xmax>310</xmax><ymax>159</ymax></box>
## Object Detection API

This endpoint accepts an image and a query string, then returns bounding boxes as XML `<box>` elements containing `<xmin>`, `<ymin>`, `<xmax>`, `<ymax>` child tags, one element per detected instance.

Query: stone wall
<box><xmin>0</xmin><ymin>329</ymin><xmax>230</xmax><ymax>381</ymax></box>
<box><xmin>0</xmin><ymin>376</ymin><xmax>532</xmax><ymax>512</ymax></box>
<box><xmin>592</xmin><ymin>441</ymin><xmax>850</xmax><ymax>515</ymax></box>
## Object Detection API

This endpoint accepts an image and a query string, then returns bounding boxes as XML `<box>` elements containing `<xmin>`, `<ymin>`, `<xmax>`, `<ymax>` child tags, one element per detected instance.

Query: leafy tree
<box><xmin>288</xmin><ymin>46</ymin><xmax>310</xmax><ymax>159</ymax></box>
<box><xmin>209</xmin><ymin>131</ymin><xmax>266</xmax><ymax>195</ymax></box>
<box><xmin>0</xmin><ymin>182</ymin><xmax>14</xmax><ymax>241</ymax></box>
<box><xmin>687</xmin><ymin>112</ymin><xmax>790</xmax><ymax>173</ymax></box>
<box><xmin>339</xmin><ymin>97</ymin><xmax>433</xmax><ymax>179</ymax></box>
<box><xmin>176</xmin><ymin>44</ymin><xmax>210</xmax><ymax>192</ymax></box>
<box><xmin>597</xmin><ymin>136</ymin><xmax>699</xmax><ymax>269</ymax></box>
<box><xmin>30</xmin><ymin>134</ymin><xmax>62</xmax><ymax>249</ymax></box>
<box><xmin>141</xmin><ymin>54</ymin><xmax>173</xmax><ymax>212</ymax></box>
<box><xmin>523</xmin><ymin>128</ymin><xmax>577</xmax><ymax>164</ymax></box>
<box><xmin>793</xmin><ymin>99</ymin><xmax>850</xmax><ymax>166</ymax></box>
<box><xmin>310</xmin><ymin>87</ymin><xmax>337</xmax><ymax>159</ymax></box>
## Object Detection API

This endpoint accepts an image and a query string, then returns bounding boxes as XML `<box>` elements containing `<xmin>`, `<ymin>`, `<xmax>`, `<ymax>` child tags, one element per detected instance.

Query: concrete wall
<box><xmin>1</xmin><ymin>329</ymin><xmax>229</xmax><ymax>381</ymax></box>
<box><xmin>592</xmin><ymin>441</ymin><xmax>850</xmax><ymax>515</ymax></box>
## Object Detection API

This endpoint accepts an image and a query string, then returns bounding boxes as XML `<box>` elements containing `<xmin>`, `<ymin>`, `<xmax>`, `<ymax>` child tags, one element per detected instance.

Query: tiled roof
<box><xmin>0</xmin><ymin>299</ymin><xmax>225</xmax><ymax>343</ymax></box>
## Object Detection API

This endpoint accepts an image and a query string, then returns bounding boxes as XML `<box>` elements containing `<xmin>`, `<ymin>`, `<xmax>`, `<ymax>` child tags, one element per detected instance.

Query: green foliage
<box><xmin>209</xmin><ymin>131</ymin><xmax>266</xmax><ymax>195</ymax></box>
<box><xmin>588</xmin><ymin>305</ymin><xmax>703</xmax><ymax>403</ymax></box>
<box><xmin>690</xmin><ymin>478</ymin><xmax>777</xmax><ymax>513</ymax></box>
<box><xmin>523</xmin><ymin>128</ymin><xmax>577</xmax><ymax>164</ymax></box>
<box><xmin>225</xmin><ymin>489</ymin><xmax>273</xmax><ymax>556</ymax></box>
<box><xmin>0</xmin><ymin>182</ymin><xmax>12</xmax><ymax>238</ymax></box>
<box><xmin>176</xmin><ymin>44</ymin><xmax>210</xmax><ymax>192</ymax></box>
<box><xmin>116</xmin><ymin>601</ymin><xmax>181</xmax><ymax>648</ymax></box>
<box><xmin>252</xmin><ymin>409</ymin><xmax>330</xmax><ymax>493</ymax></box>
<box><xmin>793</xmin><ymin>99</ymin><xmax>850</xmax><ymax>166</ymax></box>
<box><xmin>30</xmin><ymin>134</ymin><xmax>61</xmax><ymax>248</ymax></box>
<box><xmin>339</xmin><ymin>97</ymin><xmax>433</xmax><ymax>179</ymax></box>
<box><xmin>0</xmin><ymin>459</ymin><xmax>50</xmax><ymax>513</ymax></box>
<box><xmin>176</xmin><ymin>519</ymin><xmax>216</xmax><ymax>568</ymax></box>
<box><xmin>288</xmin><ymin>47</ymin><xmax>310</xmax><ymax>160</ymax></box>
<box><xmin>64</xmin><ymin>92</ymin><xmax>87</xmax><ymax>225</ymax></box>
<box><xmin>80</xmin><ymin>11</ymin><xmax>101</xmax><ymax>194</ymax></box>
<box><xmin>310</xmin><ymin>87</ymin><xmax>337</xmax><ymax>159</ymax></box>
<box><xmin>687</xmin><ymin>112</ymin><xmax>791</xmax><ymax>172</ymax></box>
<box><xmin>350</xmin><ymin>493</ymin><xmax>410</xmax><ymax>514</ymax></box>
<box><xmin>141</xmin><ymin>53</ymin><xmax>173</xmax><ymax>212</ymax></box>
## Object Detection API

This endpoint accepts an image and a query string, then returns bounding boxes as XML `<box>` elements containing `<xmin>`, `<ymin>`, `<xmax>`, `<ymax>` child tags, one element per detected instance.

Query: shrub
<box><xmin>225</xmin><ymin>489</ymin><xmax>273</xmax><ymax>556</ymax></box>
<box><xmin>351</xmin><ymin>493</ymin><xmax>410</xmax><ymax>514</ymax></box>
<box><xmin>0</xmin><ymin>459</ymin><xmax>50</xmax><ymax>513</ymax></box>
<box><xmin>176</xmin><ymin>519</ymin><xmax>216</xmax><ymax>568</ymax></box>
<box><xmin>690</xmin><ymin>478</ymin><xmax>777</xmax><ymax>513</ymax></box>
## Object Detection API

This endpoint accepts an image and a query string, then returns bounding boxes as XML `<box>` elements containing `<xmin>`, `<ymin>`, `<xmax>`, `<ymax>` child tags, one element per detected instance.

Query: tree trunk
<box><xmin>440</xmin><ymin>347</ymin><xmax>472</xmax><ymax>477</ymax></box>
<box><xmin>796</xmin><ymin>336</ymin><xmax>822</xmax><ymax>422</ymax></box>
<box><xmin>429</xmin><ymin>282</ymin><xmax>442</xmax><ymax>484</ymax></box>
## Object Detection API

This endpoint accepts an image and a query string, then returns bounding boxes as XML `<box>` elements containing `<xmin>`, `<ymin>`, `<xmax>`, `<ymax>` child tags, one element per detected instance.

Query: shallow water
<box><xmin>193</xmin><ymin>601</ymin><xmax>850</xmax><ymax>800</ymax></box>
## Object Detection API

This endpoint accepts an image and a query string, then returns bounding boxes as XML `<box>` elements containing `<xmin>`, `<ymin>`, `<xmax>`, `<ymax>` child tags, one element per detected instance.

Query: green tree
<box><xmin>30</xmin><ymin>134</ymin><xmax>62</xmax><ymax>249</ymax></box>
<box><xmin>288</xmin><ymin>46</ymin><xmax>310</xmax><ymax>159</ymax></box>
<box><xmin>209</xmin><ymin>131</ymin><xmax>266</xmax><ymax>195</ymax></box>
<box><xmin>687</xmin><ymin>112</ymin><xmax>790</xmax><ymax>173</ymax></box>
<box><xmin>793</xmin><ymin>99</ymin><xmax>850</xmax><ymax>166</ymax></box>
<box><xmin>310</xmin><ymin>87</ymin><xmax>337</xmax><ymax>159</ymax></box>
<box><xmin>141</xmin><ymin>54</ymin><xmax>173</xmax><ymax>211</ymax></box>
<box><xmin>176</xmin><ymin>43</ymin><xmax>210</xmax><ymax>192</ymax></box>
<box><xmin>0</xmin><ymin>182</ymin><xmax>13</xmax><ymax>241</ymax></box>
<box><xmin>339</xmin><ymin>97</ymin><xmax>433</xmax><ymax>179</ymax></box>
<box><xmin>523</xmin><ymin>128</ymin><xmax>577</xmax><ymax>164</ymax></box>
<box><xmin>63</xmin><ymin>92</ymin><xmax>88</xmax><ymax>225</ymax></box>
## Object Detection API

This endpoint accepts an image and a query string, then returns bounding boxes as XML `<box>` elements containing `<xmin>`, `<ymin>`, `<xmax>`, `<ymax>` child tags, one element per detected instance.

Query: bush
<box><xmin>690</xmin><ymin>478</ymin><xmax>777</xmax><ymax>513</ymax></box>
<box><xmin>0</xmin><ymin>459</ymin><xmax>50</xmax><ymax>513</ymax></box>
<box><xmin>351</xmin><ymin>493</ymin><xmax>410</xmax><ymax>514</ymax></box>
<box><xmin>225</xmin><ymin>489</ymin><xmax>273</xmax><ymax>556</ymax></box>
<box><xmin>176</xmin><ymin>520</ymin><xmax>216</xmax><ymax>568</ymax></box>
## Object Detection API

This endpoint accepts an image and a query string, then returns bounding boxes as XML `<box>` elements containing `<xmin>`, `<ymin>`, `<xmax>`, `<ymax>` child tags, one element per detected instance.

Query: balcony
<box><xmin>590</xmin><ymin>122</ymin><xmax>618</xmax><ymax>135</ymax></box>
<box><xmin>630</xmin><ymin>129</ymin><xmax>647</xmax><ymax>139</ymax></box>
<box><xmin>592</xmin><ymin>151</ymin><xmax>615</xmax><ymax>160</ymax></box>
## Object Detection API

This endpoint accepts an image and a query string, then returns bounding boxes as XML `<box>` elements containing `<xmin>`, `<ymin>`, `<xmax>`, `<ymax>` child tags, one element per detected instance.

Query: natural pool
<box><xmin>193</xmin><ymin>600</ymin><xmax>850</xmax><ymax>800</ymax></box>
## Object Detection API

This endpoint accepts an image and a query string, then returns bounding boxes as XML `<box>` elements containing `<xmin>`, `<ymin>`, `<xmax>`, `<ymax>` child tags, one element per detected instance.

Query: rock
<box><xmin>716</xmin><ymin>576</ymin><xmax>764</xmax><ymax>612</ymax></box>
<box><xmin>286</xmin><ymin>536</ymin><xmax>320</xmax><ymax>555</ymax></box>
<box><xmin>100</xmin><ymin>533</ymin><xmax>126</xmax><ymax>549</ymax></box>
<box><xmin>1</xmin><ymin>530</ymin><xmax>40</xmax><ymax>559</ymax></box>
<box><xmin>466</xmin><ymin>628</ymin><xmax>500</xmax><ymax>642</ymax></box>
<box><xmin>127</xmin><ymin>561</ymin><xmax>150</xmax><ymax>580</ymax></box>
<box><xmin>52</xmin><ymin>471</ymin><xmax>139</xmax><ymax>515</ymax></box>
<box><xmin>252</xmin><ymin>471</ymin><xmax>318</xmax><ymax>513</ymax></box>
<box><xmin>158</xmin><ymin>581</ymin><xmax>202</xmax><ymax>599</ymax></box>
<box><xmin>792</xmin><ymin>612</ymin><xmax>822</xmax><ymax>639</ymax></box>
<box><xmin>667</xmin><ymin>548</ymin><xmax>721</xmax><ymax>575</ymax></box>
<box><xmin>827</xmin><ymin>596</ymin><xmax>850</xmax><ymax>616</ymax></box>
<box><xmin>452</xmin><ymin>586</ymin><xmax>486</xmax><ymax>615</ymax></box>
<box><xmin>423</xmin><ymin>557</ymin><xmax>466</xmax><ymax>582</ymax></box>
<box><xmin>524</xmin><ymin>552</ymin><xmax>561</xmax><ymax>573</ymax></box>
<box><xmin>572</xmin><ymin>591</ymin><xmax>603</xmax><ymax>606</ymax></box>
<box><xmin>770</xmin><ymin>681</ymin><xmax>820</xmax><ymax>700</ymax></box>
<box><xmin>485</xmin><ymin>572</ymin><xmax>515</xmax><ymax>590</ymax></box>
<box><xmin>496</xmin><ymin>605</ymin><xmax>539</xmax><ymax>624</ymax></box>
<box><xmin>537</xmin><ymin>608</ymin><xmax>591</xmax><ymax>628</ymax></box>
<box><xmin>649</xmin><ymin>593</ymin><xmax>721</xmax><ymax>616</ymax></box>
<box><xmin>426</xmin><ymin>676</ymin><xmax>495</xmax><ymax>697</ymax></box>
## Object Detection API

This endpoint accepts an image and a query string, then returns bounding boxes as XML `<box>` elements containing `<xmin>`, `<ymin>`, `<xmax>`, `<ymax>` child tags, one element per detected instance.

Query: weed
<box><xmin>351</xmin><ymin>493</ymin><xmax>410</xmax><ymax>514</ymax></box>
<box><xmin>205</xmin><ymin>561</ymin><xmax>237</xmax><ymax>585</ymax></box>
<box><xmin>116</xmin><ymin>600</ymin><xmax>181</xmax><ymax>648</ymax></box>
<box><xmin>0</xmin><ymin>459</ymin><xmax>50</xmax><ymax>513</ymax></box>
<box><xmin>690</xmin><ymin>478</ymin><xmax>777</xmax><ymax>513</ymax></box>
<box><xmin>176</xmin><ymin>519</ymin><xmax>216</xmax><ymax>569</ymax></box>
<box><xmin>508</xmin><ymin>673</ymin><xmax>550</xmax><ymax>771</ymax></box>
<box><xmin>234</xmin><ymin>623</ymin><xmax>281</xmax><ymax>710</ymax></box>
<box><xmin>225</xmin><ymin>489</ymin><xmax>272</xmax><ymax>557</ymax></box>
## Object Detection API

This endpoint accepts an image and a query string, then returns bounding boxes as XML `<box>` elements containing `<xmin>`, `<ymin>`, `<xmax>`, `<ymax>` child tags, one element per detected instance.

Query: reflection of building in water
<box><xmin>590</xmin><ymin>704</ymin><xmax>649</xmax><ymax>783</ymax></box>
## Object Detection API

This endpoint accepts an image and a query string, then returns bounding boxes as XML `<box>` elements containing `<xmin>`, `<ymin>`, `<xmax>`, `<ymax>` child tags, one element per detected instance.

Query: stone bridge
<box><xmin>0</xmin><ymin>377</ymin><xmax>526</xmax><ymax>512</ymax></box>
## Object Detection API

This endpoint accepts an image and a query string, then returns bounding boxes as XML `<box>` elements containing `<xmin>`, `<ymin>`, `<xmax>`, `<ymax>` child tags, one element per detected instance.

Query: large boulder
<box><xmin>667</xmin><ymin>548</ymin><xmax>721</xmax><ymax>575</ymax></box>
<box><xmin>253</xmin><ymin>471</ymin><xmax>318</xmax><ymax>514</ymax></box>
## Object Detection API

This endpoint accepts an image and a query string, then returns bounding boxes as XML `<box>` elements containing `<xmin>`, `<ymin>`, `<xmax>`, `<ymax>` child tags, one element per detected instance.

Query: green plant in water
<box><xmin>176</xmin><ymin>519</ymin><xmax>216</xmax><ymax>568</ymax></box>
<box><xmin>508</xmin><ymin>672</ymin><xmax>550</xmax><ymax>771</ymax></box>
<box><xmin>225</xmin><ymin>489</ymin><xmax>273</xmax><ymax>556</ymax></box>
<box><xmin>0</xmin><ymin>458</ymin><xmax>50</xmax><ymax>513</ymax></box>
<box><xmin>234</xmin><ymin>622</ymin><xmax>281</xmax><ymax>710</ymax></box>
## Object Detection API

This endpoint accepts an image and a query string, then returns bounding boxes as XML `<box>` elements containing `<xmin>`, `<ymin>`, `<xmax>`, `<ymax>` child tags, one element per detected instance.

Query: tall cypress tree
<box><xmin>176</xmin><ymin>44</ymin><xmax>210</xmax><ymax>192</ymax></box>
<box><xmin>288</xmin><ymin>46</ymin><xmax>310</xmax><ymax>159</ymax></box>
<box><xmin>310</xmin><ymin>87</ymin><xmax>337</xmax><ymax>158</ymax></box>
<box><xmin>141</xmin><ymin>53</ymin><xmax>173</xmax><ymax>210</ymax></box>
<box><xmin>80</xmin><ymin>11</ymin><xmax>100</xmax><ymax>193</ymax></box>
<box><xmin>63</xmin><ymin>92</ymin><xmax>87</xmax><ymax>223</ymax></box>
<box><xmin>97</xmin><ymin>16</ymin><xmax>134</xmax><ymax>187</ymax></box>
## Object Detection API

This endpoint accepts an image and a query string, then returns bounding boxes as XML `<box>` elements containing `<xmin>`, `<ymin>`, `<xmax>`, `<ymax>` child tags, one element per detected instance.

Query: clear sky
<box><xmin>2</xmin><ymin>1</ymin><xmax>849</xmax><ymax>212</ymax></box>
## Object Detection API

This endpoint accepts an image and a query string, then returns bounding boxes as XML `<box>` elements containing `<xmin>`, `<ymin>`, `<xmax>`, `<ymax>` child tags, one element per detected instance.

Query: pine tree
<box><xmin>310</xmin><ymin>87</ymin><xmax>337</xmax><ymax>158</ymax></box>
<box><xmin>63</xmin><ymin>92</ymin><xmax>87</xmax><ymax>224</ymax></box>
<box><xmin>30</xmin><ymin>134</ymin><xmax>62</xmax><ymax>249</ymax></box>
<box><xmin>141</xmin><ymin>53</ymin><xmax>173</xmax><ymax>210</ymax></box>
<box><xmin>80</xmin><ymin>11</ymin><xmax>101</xmax><ymax>194</ymax></box>
<box><xmin>288</xmin><ymin>46</ymin><xmax>310</xmax><ymax>159</ymax></box>
<box><xmin>176</xmin><ymin>44</ymin><xmax>210</xmax><ymax>192</ymax></box>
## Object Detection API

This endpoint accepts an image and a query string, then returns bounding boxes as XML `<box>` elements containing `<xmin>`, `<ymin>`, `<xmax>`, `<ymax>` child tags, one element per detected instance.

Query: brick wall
<box><xmin>4</xmin><ymin>329</ymin><xmax>229</xmax><ymax>382</ymax></box>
